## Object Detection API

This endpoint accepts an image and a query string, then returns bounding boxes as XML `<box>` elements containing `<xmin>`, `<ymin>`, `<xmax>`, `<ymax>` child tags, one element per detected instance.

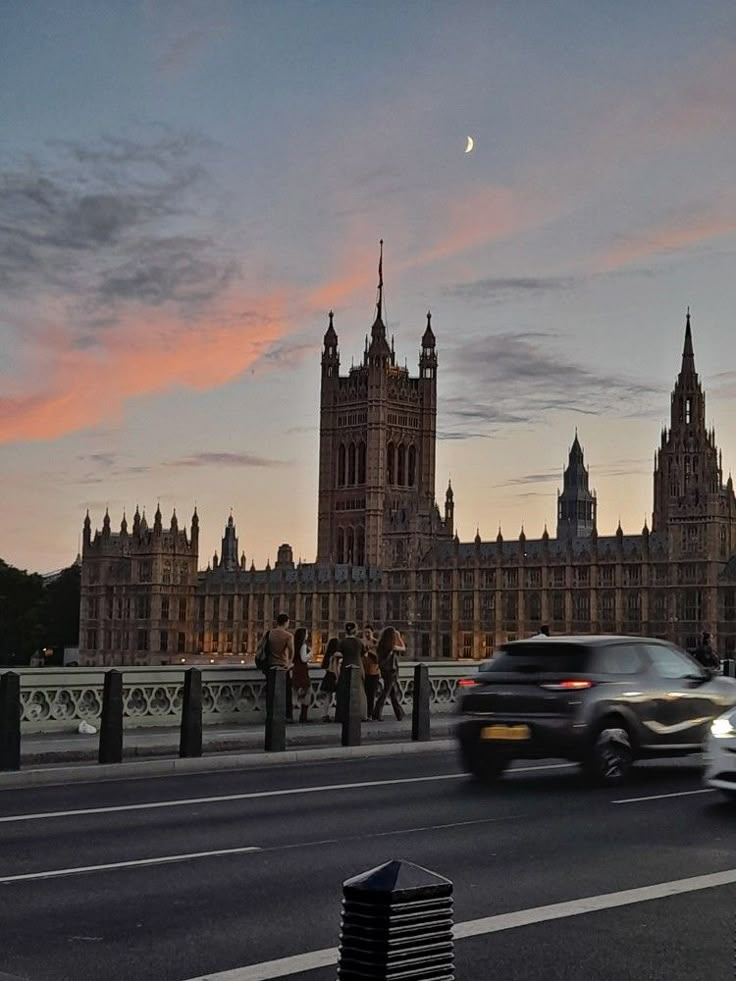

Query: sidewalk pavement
<box><xmin>20</xmin><ymin>712</ymin><xmax>457</xmax><ymax>766</ymax></box>
<box><xmin>0</xmin><ymin>714</ymin><xmax>457</xmax><ymax>789</ymax></box>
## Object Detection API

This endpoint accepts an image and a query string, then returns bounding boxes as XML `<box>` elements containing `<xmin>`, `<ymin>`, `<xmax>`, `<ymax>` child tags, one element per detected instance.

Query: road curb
<box><xmin>0</xmin><ymin>738</ymin><xmax>456</xmax><ymax>788</ymax></box>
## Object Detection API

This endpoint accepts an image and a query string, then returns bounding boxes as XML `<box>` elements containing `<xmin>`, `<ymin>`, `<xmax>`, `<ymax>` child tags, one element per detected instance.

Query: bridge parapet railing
<box><xmin>3</xmin><ymin>662</ymin><xmax>475</xmax><ymax>733</ymax></box>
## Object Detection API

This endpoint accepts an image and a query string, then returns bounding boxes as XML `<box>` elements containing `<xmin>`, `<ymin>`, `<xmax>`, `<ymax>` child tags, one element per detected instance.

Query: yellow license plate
<box><xmin>481</xmin><ymin>724</ymin><xmax>530</xmax><ymax>741</ymax></box>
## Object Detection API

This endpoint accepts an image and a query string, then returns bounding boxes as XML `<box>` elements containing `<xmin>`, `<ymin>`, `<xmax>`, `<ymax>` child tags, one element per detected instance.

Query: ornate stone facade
<box><xmin>79</xmin><ymin>302</ymin><xmax>736</xmax><ymax>666</ymax></box>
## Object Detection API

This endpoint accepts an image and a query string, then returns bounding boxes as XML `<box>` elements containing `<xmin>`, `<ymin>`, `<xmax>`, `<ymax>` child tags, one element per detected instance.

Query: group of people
<box><xmin>256</xmin><ymin>615</ymin><xmax>406</xmax><ymax>724</ymax></box>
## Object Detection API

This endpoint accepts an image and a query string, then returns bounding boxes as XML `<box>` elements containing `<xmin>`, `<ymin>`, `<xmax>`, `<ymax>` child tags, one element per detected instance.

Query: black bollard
<box><xmin>264</xmin><ymin>667</ymin><xmax>286</xmax><ymax>752</ymax></box>
<box><xmin>0</xmin><ymin>672</ymin><xmax>21</xmax><ymax>772</ymax></box>
<box><xmin>179</xmin><ymin>668</ymin><xmax>203</xmax><ymax>758</ymax></box>
<box><xmin>337</xmin><ymin>860</ymin><xmax>454</xmax><ymax>980</ymax></box>
<box><xmin>723</xmin><ymin>659</ymin><xmax>735</xmax><ymax>679</ymax></box>
<box><xmin>98</xmin><ymin>669</ymin><xmax>124</xmax><ymax>764</ymax></box>
<box><xmin>411</xmin><ymin>663</ymin><xmax>431</xmax><ymax>742</ymax></box>
<box><xmin>341</xmin><ymin>664</ymin><xmax>362</xmax><ymax>748</ymax></box>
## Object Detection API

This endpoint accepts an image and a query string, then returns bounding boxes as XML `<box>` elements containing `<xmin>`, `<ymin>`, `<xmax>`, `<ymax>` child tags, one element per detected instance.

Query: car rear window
<box><xmin>480</xmin><ymin>643</ymin><xmax>591</xmax><ymax>675</ymax></box>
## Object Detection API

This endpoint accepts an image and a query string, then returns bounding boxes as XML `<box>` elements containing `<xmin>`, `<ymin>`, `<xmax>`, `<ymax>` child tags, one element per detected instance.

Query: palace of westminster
<box><xmin>79</xmin><ymin>266</ymin><xmax>736</xmax><ymax>665</ymax></box>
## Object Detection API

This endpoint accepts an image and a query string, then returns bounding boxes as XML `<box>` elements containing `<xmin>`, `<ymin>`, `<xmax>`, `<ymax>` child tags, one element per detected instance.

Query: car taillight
<box><xmin>458</xmin><ymin>678</ymin><xmax>478</xmax><ymax>688</ymax></box>
<box><xmin>539</xmin><ymin>680</ymin><xmax>594</xmax><ymax>691</ymax></box>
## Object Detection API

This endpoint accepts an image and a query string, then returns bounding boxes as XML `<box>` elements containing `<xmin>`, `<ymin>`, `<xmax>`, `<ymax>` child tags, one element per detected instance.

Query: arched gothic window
<box><xmin>408</xmin><ymin>446</ymin><xmax>416</xmax><ymax>487</ymax></box>
<box><xmin>346</xmin><ymin>527</ymin><xmax>355</xmax><ymax>564</ymax></box>
<box><xmin>337</xmin><ymin>527</ymin><xmax>345</xmax><ymax>564</ymax></box>
<box><xmin>358</xmin><ymin>442</ymin><xmax>366</xmax><ymax>485</ymax></box>
<box><xmin>397</xmin><ymin>445</ymin><xmax>406</xmax><ymax>486</ymax></box>
<box><xmin>348</xmin><ymin>443</ymin><xmax>356</xmax><ymax>485</ymax></box>
<box><xmin>356</xmin><ymin>526</ymin><xmax>365</xmax><ymax>566</ymax></box>
<box><xmin>387</xmin><ymin>442</ymin><xmax>395</xmax><ymax>484</ymax></box>
<box><xmin>337</xmin><ymin>444</ymin><xmax>346</xmax><ymax>487</ymax></box>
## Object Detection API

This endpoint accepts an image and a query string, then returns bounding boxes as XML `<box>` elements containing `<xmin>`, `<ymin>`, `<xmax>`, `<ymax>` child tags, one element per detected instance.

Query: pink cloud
<box><xmin>595</xmin><ymin>205</ymin><xmax>736</xmax><ymax>271</ymax></box>
<box><xmin>0</xmin><ymin>290</ymin><xmax>288</xmax><ymax>444</ymax></box>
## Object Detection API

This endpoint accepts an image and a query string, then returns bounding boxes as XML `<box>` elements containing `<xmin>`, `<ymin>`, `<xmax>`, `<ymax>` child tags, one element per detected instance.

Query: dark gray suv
<box><xmin>456</xmin><ymin>636</ymin><xmax>736</xmax><ymax>785</ymax></box>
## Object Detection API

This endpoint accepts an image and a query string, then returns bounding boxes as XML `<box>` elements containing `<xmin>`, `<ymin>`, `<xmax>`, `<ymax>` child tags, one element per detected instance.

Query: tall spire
<box><xmin>682</xmin><ymin>306</ymin><xmax>694</xmax><ymax>366</ymax></box>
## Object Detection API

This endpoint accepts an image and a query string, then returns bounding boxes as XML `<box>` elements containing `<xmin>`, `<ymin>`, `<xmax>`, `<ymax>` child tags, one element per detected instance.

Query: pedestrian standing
<box><xmin>335</xmin><ymin>622</ymin><xmax>368</xmax><ymax>722</ymax></box>
<box><xmin>363</xmin><ymin>624</ymin><xmax>380</xmax><ymax>720</ymax></box>
<box><xmin>694</xmin><ymin>631</ymin><xmax>720</xmax><ymax>671</ymax></box>
<box><xmin>318</xmin><ymin>637</ymin><xmax>341</xmax><ymax>721</ymax></box>
<box><xmin>267</xmin><ymin>612</ymin><xmax>295</xmax><ymax>721</ymax></box>
<box><xmin>292</xmin><ymin>627</ymin><xmax>312</xmax><ymax>723</ymax></box>
<box><xmin>319</xmin><ymin>637</ymin><xmax>342</xmax><ymax>722</ymax></box>
<box><xmin>372</xmin><ymin>626</ymin><xmax>405</xmax><ymax>722</ymax></box>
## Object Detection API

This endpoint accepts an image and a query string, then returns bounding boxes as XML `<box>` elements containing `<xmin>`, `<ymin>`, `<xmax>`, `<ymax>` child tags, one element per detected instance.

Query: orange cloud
<box><xmin>307</xmin><ymin>183</ymin><xmax>553</xmax><ymax>315</ymax></box>
<box><xmin>0</xmin><ymin>289</ymin><xmax>288</xmax><ymax>444</ymax></box>
<box><xmin>595</xmin><ymin>207</ymin><xmax>736</xmax><ymax>272</ymax></box>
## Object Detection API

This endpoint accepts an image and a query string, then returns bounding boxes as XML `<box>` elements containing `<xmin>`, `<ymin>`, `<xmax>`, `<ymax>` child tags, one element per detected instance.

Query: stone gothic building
<box><xmin>79</xmin><ymin>300</ymin><xmax>736</xmax><ymax>666</ymax></box>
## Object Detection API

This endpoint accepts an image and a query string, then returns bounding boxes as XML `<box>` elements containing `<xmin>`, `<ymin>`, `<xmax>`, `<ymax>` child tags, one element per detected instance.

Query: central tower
<box><xmin>317</xmin><ymin>243</ymin><xmax>446</xmax><ymax>567</ymax></box>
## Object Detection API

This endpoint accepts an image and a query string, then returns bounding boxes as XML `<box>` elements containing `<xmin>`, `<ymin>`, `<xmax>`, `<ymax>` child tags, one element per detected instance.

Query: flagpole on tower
<box><xmin>377</xmin><ymin>238</ymin><xmax>383</xmax><ymax>322</ymax></box>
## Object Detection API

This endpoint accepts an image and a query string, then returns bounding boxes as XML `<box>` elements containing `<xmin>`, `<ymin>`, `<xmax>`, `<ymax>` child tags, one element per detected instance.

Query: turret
<box><xmin>153</xmin><ymin>503</ymin><xmax>163</xmax><ymax>536</ymax></box>
<box><xmin>220</xmin><ymin>513</ymin><xmax>239</xmax><ymax>571</ymax></box>
<box><xmin>556</xmin><ymin>431</ymin><xmax>597</xmax><ymax>540</ymax></box>
<box><xmin>419</xmin><ymin>311</ymin><xmax>437</xmax><ymax>379</ymax></box>
<box><xmin>83</xmin><ymin>510</ymin><xmax>91</xmax><ymax>549</ymax></box>
<box><xmin>120</xmin><ymin>512</ymin><xmax>128</xmax><ymax>535</ymax></box>
<box><xmin>190</xmin><ymin>507</ymin><xmax>199</xmax><ymax>546</ymax></box>
<box><xmin>102</xmin><ymin>508</ymin><xmax>111</xmax><ymax>538</ymax></box>
<box><xmin>444</xmin><ymin>480</ymin><xmax>454</xmax><ymax>535</ymax></box>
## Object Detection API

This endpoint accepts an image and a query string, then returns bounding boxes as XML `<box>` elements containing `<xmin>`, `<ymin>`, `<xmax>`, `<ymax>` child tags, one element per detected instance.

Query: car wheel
<box><xmin>582</xmin><ymin>725</ymin><xmax>633</xmax><ymax>787</ymax></box>
<box><xmin>461</xmin><ymin>745</ymin><xmax>509</xmax><ymax>783</ymax></box>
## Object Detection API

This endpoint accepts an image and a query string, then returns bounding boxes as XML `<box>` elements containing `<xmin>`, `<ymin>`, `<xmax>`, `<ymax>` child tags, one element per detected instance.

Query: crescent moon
<box><xmin>465</xmin><ymin>136</ymin><xmax>474</xmax><ymax>154</ymax></box>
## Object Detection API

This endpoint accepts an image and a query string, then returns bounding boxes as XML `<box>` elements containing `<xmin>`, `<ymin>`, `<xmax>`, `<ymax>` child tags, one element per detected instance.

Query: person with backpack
<box><xmin>259</xmin><ymin>612</ymin><xmax>294</xmax><ymax>721</ymax></box>
<box><xmin>372</xmin><ymin>626</ymin><xmax>405</xmax><ymax>722</ymax></box>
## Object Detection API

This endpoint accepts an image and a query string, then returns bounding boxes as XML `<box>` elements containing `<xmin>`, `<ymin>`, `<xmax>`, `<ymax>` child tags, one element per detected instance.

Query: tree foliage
<box><xmin>0</xmin><ymin>559</ymin><xmax>80</xmax><ymax>665</ymax></box>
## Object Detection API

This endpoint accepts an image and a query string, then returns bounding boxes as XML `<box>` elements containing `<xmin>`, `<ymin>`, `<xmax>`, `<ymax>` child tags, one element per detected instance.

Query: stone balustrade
<box><xmin>4</xmin><ymin>662</ymin><xmax>475</xmax><ymax>733</ymax></box>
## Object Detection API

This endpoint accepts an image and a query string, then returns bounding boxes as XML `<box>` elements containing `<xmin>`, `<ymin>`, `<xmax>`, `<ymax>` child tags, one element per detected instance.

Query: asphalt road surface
<box><xmin>0</xmin><ymin>749</ymin><xmax>733</xmax><ymax>981</ymax></box>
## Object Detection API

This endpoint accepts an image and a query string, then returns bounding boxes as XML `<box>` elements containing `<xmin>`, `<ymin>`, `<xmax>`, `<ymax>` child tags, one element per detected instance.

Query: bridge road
<box><xmin>0</xmin><ymin>750</ymin><xmax>733</xmax><ymax>981</ymax></box>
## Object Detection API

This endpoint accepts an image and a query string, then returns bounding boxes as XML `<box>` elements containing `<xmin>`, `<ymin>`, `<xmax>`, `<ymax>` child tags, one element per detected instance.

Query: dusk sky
<box><xmin>2</xmin><ymin>1</ymin><xmax>736</xmax><ymax>574</ymax></box>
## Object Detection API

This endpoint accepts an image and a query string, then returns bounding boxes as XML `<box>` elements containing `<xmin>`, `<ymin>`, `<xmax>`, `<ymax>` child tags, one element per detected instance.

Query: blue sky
<box><xmin>2</xmin><ymin>0</ymin><xmax>736</xmax><ymax>572</ymax></box>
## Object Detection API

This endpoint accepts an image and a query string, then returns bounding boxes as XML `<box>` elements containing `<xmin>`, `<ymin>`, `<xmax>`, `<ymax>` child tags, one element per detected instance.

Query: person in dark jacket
<box><xmin>372</xmin><ymin>626</ymin><xmax>405</xmax><ymax>721</ymax></box>
<box><xmin>694</xmin><ymin>631</ymin><xmax>720</xmax><ymax>671</ymax></box>
<box><xmin>335</xmin><ymin>622</ymin><xmax>367</xmax><ymax>722</ymax></box>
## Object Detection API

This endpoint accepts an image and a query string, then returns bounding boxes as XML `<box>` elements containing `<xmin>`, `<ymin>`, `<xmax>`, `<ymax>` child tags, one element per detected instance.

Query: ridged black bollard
<box><xmin>412</xmin><ymin>663</ymin><xmax>431</xmax><ymax>742</ymax></box>
<box><xmin>179</xmin><ymin>668</ymin><xmax>203</xmax><ymax>758</ymax></box>
<box><xmin>264</xmin><ymin>667</ymin><xmax>286</xmax><ymax>752</ymax></box>
<box><xmin>98</xmin><ymin>669</ymin><xmax>123</xmax><ymax>764</ymax></box>
<box><xmin>341</xmin><ymin>664</ymin><xmax>362</xmax><ymax>748</ymax></box>
<box><xmin>723</xmin><ymin>659</ymin><xmax>735</xmax><ymax>679</ymax></box>
<box><xmin>337</xmin><ymin>860</ymin><xmax>454</xmax><ymax>980</ymax></box>
<box><xmin>0</xmin><ymin>672</ymin><xmax>21</xmax><ymax>772</ymax></box>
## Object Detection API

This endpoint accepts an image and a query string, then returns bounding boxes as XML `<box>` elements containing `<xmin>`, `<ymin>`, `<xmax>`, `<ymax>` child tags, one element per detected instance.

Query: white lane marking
<box><xmin>0</xmin><ymin>815</ymin><xmax>519</xmax><ymax>884</ymax></box>
<box><xmin>0</xmin><ymin>846</ymin><xmax>261</xmax><ymax>884</ymax></box>
<box><xmin>613</xmin><ymin>788</ymin><xmax>716</xmax><ymax>804</ymax></box>
<box><xmin>0</xmin><ymin>763</ymin><xmax>572</xmax><ymax>825</ymax></box>
<box><xmin>181</xmin><ymin>867</ymin><xmax>736</xmax><ymax>981</ymax></box>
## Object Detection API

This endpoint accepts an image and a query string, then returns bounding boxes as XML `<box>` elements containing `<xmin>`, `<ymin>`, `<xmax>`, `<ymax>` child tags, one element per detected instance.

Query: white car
<box><xmin>704</xmin><ymin>708</ymin><xmax>736</xmax><ymax>801</ymax></box>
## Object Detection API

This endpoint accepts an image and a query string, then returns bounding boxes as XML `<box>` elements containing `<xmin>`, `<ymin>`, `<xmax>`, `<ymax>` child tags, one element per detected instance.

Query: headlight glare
<box><xmin>711</xmin><ymin>715</ymin><xmax>736</xmax><ymax>738</ymax></box>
